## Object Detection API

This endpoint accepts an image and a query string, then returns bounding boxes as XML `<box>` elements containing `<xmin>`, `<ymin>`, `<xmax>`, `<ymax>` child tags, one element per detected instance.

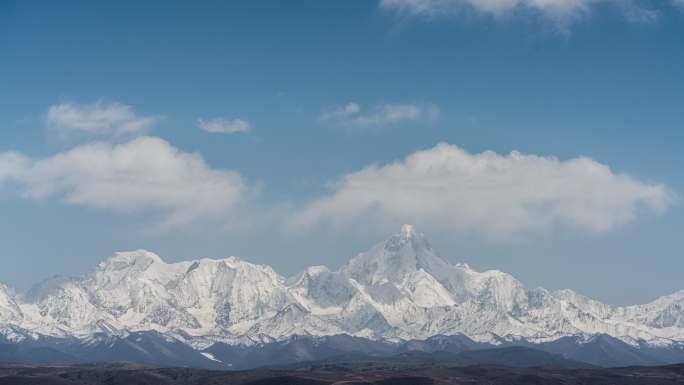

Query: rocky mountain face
<box><xmin>1</xmin><ymin>224</ymin><xmax>684</xmax><ymax>368</ymax></box>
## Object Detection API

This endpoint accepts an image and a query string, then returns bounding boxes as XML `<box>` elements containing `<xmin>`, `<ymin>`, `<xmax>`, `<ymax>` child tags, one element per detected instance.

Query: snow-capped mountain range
<box><xmin>2</xmin><ymin>224</ymin><xmax>684</xmax><ymax>353</ymax></box>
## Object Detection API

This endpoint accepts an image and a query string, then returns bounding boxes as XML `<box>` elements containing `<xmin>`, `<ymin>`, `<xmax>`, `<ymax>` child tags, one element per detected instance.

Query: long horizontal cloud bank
<box><xmin>0</xmin><ymin>137</ymin><xmax>246</xmax><ymax>229</ymax></box>
<box><xmin>380</xmin><ymin>0</ymin><xmax>665</xmax><ymax>25</ymax></box>
<box><xmin>0</xmin><ymin>134</ymin><xmax>676</xmax><ymax>237</ymax></box>
<box><xmin>293</xmin><ymin>143</ymin><xmax>675</xmax><ymax>238</ymax></box>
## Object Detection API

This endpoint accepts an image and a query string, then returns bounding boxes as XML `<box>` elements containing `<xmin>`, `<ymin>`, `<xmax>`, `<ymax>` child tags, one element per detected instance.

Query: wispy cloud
<box><xmin>46</xmin><ymin>101</ymin><xmax>161</xmax><ymax>138</ymax></box>
<box><xmin>320</xmin><ymin>102</ymin><xmax>439</xmax><ymax>128</ymax></box>
<box><xmin>319</xmin><ymin>102</ymin><xmax>361</xmax><ymax>122</ymax></box>
<box><xmin>293</xmin><ymin>143</ymin><xmax>676</xmax><ymax>238</ymax></box>
<box><xmin>197</xmin><ymin>117</ymin><xmax>251</xmax><ymax>134</ymax></box>
<box><xmin>0</xmin><ymin>152</ymin><xmax>29</xmax><ymax>182</ymax></box>
<box><xmin>380</xmin><ymin>0</ymin><xmax>658</xmax><ymax>29</ymax></box>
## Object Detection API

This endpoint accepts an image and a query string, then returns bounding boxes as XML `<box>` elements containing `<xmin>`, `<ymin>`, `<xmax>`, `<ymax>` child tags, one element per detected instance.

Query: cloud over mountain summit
<box><xmin>295</xmin><ymin>143</ymin><xmax>675</xmax><ymax>237</ymax></box>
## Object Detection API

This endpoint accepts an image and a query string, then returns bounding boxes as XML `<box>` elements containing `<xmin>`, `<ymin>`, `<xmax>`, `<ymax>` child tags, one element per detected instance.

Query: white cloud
<box><xmin>319</xmin><ymin>102</ymin><xmax>361</xmax><ymax>122</ymax></box>
<box><xmin>0</xmin><ymin>152</ymin><xmax>29</xmax><ymax>182</ymax></box>
<box><xmin>320</xmin><ymin>102</ymin><xmax>439</xmax><ymax>128</ymax></box>
<box><xmin>47</xmin><ymin>102</ymin><xmax>160</xmax><ymax>138</ymax></box>
<box><xmin>674</xmin><ymin>0</ymin><xmax>684</xmax><ymax>9</ymax></box>
<box><xmin>380</xmin><ymin>0</ymin><xmax>656</xmax><ymax>26</ymax></box>
<box><xmin>0</xmin><ymin>136</ymin><xmax>247</xmax><ymax>229</ymax></box>
<box><xmin>197</xmin><ymin>117</ymin><xmax>251</xmax><ymax>134</ymax></box>
<box><xmin>293</xmin><ymin>143</ymin><xmax>675</xmax><ymax>238</ymax></box>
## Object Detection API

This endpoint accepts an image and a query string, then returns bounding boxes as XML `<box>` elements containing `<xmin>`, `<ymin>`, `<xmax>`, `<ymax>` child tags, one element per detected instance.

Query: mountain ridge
<box><xmin>1</xmin><ymin>225</ymin><xmax>684</xmax><ymax>367</ymax></box>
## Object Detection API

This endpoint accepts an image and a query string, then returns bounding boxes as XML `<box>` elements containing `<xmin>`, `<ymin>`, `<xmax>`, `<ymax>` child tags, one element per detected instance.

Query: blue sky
<box><xmin>1</xmin><ymin>0</ymin><xmax>683</xmax><ymax>305</ymax></box>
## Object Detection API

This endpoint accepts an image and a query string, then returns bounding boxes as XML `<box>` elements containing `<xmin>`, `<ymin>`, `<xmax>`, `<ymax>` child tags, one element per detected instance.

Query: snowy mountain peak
<box><xmin>385</xmin><ymin>224</ymin><xmax>436</xmax><ymax>259</ymax></box>
<box><xmin>400</xmin><ymin>224</ymin><xmax>416</xmax><ymax>237</ymax></box>
<box><xmin>97</xmin><ymin>250</ymin><xmax>164</xmax><ymax>272</ymax></box>
<box><xmin>303</xmin><ymin>265</ymin><xmax>331</xmax><ymax>276</ymax></box>
<box><xmin>341</xmin><ymin>224</ymin><xmax>448</xmax><ymax>286</ymax></box>
<box><xmin>0</xmin><ymin>283</ymin><xmax>14</xmax><ymax>297</ymax></box>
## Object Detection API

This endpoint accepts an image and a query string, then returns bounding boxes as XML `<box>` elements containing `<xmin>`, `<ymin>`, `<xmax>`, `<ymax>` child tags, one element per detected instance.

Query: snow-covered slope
<box><xmin>0</xmin><ymin>283</ymin><xmax>22</xmax><ymax>325</ymax></box>
<box><xmin>2</xmin><ymin>225</ymin><xmax>684</xmax><ymax>350</ymax></box>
